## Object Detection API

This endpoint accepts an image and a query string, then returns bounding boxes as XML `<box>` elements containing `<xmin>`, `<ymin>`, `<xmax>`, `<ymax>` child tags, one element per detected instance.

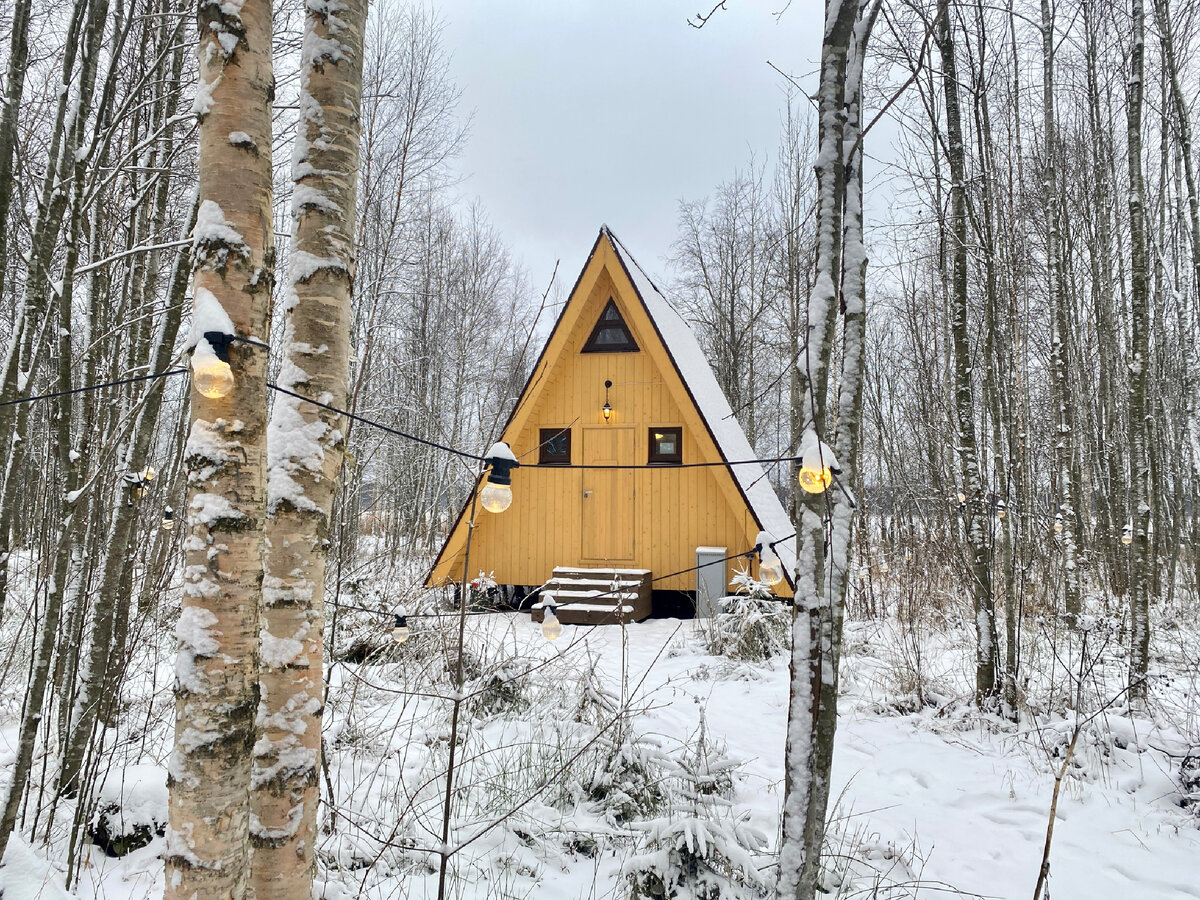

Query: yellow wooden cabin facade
<box><xmin>427</xmin><ymin>228</ymin><xmax>795</xmax><ymax>605</ymax></box>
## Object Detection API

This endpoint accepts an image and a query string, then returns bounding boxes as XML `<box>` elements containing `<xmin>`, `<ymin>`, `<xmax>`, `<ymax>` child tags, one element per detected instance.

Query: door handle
<box><xmin>583</xmin><ymin>490</ymin><xmax>593</xmax><ymax>498</ymax></box>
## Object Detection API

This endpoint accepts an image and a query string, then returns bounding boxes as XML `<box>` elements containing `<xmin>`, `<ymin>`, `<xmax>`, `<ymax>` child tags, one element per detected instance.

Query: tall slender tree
<box><xmin>251</xmin><ymin>0</ymin><xmax>366</xmax><ymax>894</ymax></box>
<box><xmin>938</xmin><ymin>0</ymin><xmax>998</xmax><ymax>701</ymax></box>
<box><xmin>1125</xmin><ymin>0</ymin><xmax>1152</xmax><ymax>703</ymax></box>
<box><xmin>778</xmin><ymin>1</ymin><xmax>879</xmax><ymax>897</ymax></box>
<box><xmin>164</xmin><ymin>0</ymin><xmax>274</xmax><ymax>894</ymax></box>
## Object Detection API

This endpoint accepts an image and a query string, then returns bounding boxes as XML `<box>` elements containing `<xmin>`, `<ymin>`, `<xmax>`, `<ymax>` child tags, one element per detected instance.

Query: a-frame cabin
<box><xmin>427</xmin><ymin>227</ymin><xmax>795</xmax><ymax>622</ymax></box>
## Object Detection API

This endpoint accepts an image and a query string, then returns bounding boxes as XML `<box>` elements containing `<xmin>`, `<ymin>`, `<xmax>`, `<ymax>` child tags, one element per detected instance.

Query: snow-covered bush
<box><xmin>1180</xmin><ymin>750</ymin><xmax>1200</xmax><ymax>813</ymax></box>
<box><xmin>624</xmin><ymin>716</ymin><xmax>767</xmax><ymax>899</ymax></box>
<box><xmin>87</xmin><ymin>764</ymin><xmax>168</xmax><ymax>857</ymax></box>
<box><xmin>586</xmin><ymin>729</ymin><xmax>670</xmax><ymax>824</ymax></box>
<box><xmin>472</xmin><ymin>665</ymin><xmax>529</xmax><ymax>717</ymax></box>
<box><xmin>700</xmin><ymin>573</ymin><xmax>790</xmax><ymax>662</ymax></box>
<box><xmin>624</xmin><ymin>814</ymin><xmax>768</xmax><ymax>900</ymax></box>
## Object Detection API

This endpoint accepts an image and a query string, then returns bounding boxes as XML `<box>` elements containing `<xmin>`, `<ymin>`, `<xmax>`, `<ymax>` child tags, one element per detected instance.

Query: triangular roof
<box><xmin>427</xmin><ymin>226</ymin><xmax>795</xmax><ymax>589</ymax></box>
<box><xmin>600</xmin><ymin>227</ymin><xmax>797</xmax><ymax>580</ymax></box>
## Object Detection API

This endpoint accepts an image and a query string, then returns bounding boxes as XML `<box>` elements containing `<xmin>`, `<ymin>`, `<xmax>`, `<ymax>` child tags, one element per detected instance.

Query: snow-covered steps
<box><xmin>531</xmin><ymin>567</ymin><xmax>652</xmax><ymax>625</ymax></box>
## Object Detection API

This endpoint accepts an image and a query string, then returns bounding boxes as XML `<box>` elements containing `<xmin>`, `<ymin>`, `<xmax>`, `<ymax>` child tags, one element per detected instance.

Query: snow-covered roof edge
<box><xmin>602</xmin><ymin>227</ymin><xmax>797</xmax><ymax>585</ymax></box>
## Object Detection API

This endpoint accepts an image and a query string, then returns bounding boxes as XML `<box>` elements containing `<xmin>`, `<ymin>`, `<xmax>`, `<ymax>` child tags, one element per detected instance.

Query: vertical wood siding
<box><xmin>430</xmin><ymin>240</ymin><xmax>792</xmax><ymax>597</ymax></box>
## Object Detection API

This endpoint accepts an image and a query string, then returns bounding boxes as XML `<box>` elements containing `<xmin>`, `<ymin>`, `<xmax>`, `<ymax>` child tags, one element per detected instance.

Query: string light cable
<box><xmin>0</xmin><ymin>367</ymin><xmax>188</xmax><ymax>408</ymax></box>
<box><xmin>1</xmin><ymin>359</ymin><xmax>860</xmax><ymax>478</ymax></box>
<box><xmin>12</xmin><ymin>361</ymin><xmax>1129</xmax><ymax>543</ymax></box>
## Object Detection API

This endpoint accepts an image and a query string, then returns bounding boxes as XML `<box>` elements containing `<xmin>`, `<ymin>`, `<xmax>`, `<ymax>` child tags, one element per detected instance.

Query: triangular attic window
<box><xmin>582</xmin><ymin>299</ymin><xmax>639</xmax><ymax>353</ymax></box>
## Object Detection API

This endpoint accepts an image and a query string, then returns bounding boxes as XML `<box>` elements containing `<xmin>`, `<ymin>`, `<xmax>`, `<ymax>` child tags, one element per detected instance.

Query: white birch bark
<box><xmin>778</xmin><ymin>2</ymin><xmax>878</xmax><ymax>897</ymax></box>
<box><xmin>250</xmin><ymin>0</ymin><xmax>365</xmax><ymax>895</ymax></box>
<box><xmin>165</xmin><ymin>0</ymin><xmax>274</xmax><ymax>894</ymax></box>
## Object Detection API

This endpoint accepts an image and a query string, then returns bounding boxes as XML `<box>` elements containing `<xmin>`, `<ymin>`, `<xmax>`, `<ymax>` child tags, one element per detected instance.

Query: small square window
<box><xmin>539</xmin><ymin>428</ymin><xmax>571</xmax><ymax>465</ymax></box>
<box><xmin>648</xmin><ymin>427</ymin><xmax>682</xmax><ymax>465</ymax></box>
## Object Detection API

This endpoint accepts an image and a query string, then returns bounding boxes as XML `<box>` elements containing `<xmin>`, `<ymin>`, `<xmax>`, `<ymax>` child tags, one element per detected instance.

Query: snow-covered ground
<box><xmin>3</xmin><ymin>596</ymin><xmax>1198</xmax><ymax>899</ymax></box>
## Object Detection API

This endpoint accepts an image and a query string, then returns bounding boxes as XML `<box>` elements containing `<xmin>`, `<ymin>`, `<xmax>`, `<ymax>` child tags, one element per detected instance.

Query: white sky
<box><xmin>438</xmin><ymin>0</ymin><xmax>826</xmax><ymax>293</ymax></box>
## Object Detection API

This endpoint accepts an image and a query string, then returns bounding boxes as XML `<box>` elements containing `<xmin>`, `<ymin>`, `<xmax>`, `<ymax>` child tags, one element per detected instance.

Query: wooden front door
<box><xmin>581</xmin><ymin>426</ymin><xmax>635</xmax><ymax>561</ymax></box>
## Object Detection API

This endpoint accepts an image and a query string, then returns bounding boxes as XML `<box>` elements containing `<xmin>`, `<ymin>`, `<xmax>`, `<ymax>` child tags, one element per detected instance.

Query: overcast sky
<box><xmin>437</xmin><ymin>0</ymin><xmax>826</xmax><ymax>294</ymax></box>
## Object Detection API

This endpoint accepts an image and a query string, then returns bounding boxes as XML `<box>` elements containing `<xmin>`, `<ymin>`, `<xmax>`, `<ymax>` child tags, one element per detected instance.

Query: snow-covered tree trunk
<box><xmin>0</xmin><ymin>0</ymin><xmax>96</xmax><ymax>622</ymax></box>
<box><xmin>1153</xmin><ymin>0</ymin><xmax>1200</xmax><ymax>620</ymax></box>
<box><xmin>250</xmin><ymin>0</ymin><xmax>365</xmax><ymax>895</ymax></box>
<box><xmin>165</xmin><ymin>0</ymin><xmax>274</xmax><ymax>894</ymax></box>
<box><xmin>1040</xmin><ymin>0</ymin><xmax>1083</xmax><ymax>620</ymax></box>
<box><xmin>937</xmin><ymin>0</ymin><xmax>997</xmax><ymax>703</ymax></box>
<box><xmin>778</xmin><ymin>2</ymin><xmax>877</xmax><ymax>896</ymax></box>
<box><xmin>1081</xmin><ymin>0</ymin><xmax>1128</xmax><ymax>603</ymax></box>
<box><xmin>0</xmin><ymin>0</ymin><xmax>31</xmax><ymax>320</ymax></box>
<box><xmin>58</xmin><ymin>21</ymin><xmax>192</xmax><ymax>797</ymax></box>
<box><xmin>1125</xmin><ymin>0</ymin><xmax>1152</xmax><ymax>704</ymax></box>
<box><xmin>0</xmin><ymin>0</ymin><xmax>113</xmax><ymax>862</ymax></box>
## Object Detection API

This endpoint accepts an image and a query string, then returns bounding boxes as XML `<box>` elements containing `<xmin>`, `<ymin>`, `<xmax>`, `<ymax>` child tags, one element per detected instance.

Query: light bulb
<box><xmin>602</xmin><ymin>402</ymin><xmax>613</xmax><ymax>422</ymax></box>
<box><xmin>957</xmin><ymin>492</ymin><xmax>967</xmax><ymax>504</ymax></box>
<box><xmin>392</xmin><ymin>614</ymin><xmax>410</xmax><ymax>644</ymax></box>
<box><xmin>541</xmin><ymin>608</ymin><xmax>562</xmax><ymax>640</ymax></box>
<box><xmin>798</xmin><ymin>464</ymin><xmax>832</xmax><ymax>494</ymax></box>
<box><xmin>759</xmin><ymin>557</ymin><xmax>785</xmax><ymax>587</ymax></box>
<box><xmin>161</xmin><ymin>507</ymin><xmax>175</xmax><ymax>531</ymax></box>
<box><xmin>480</xmin><ymin>481</ymin><xmax>512</xmax><ymax>513</ymax></box>
<box><xmin>191</xmin><ymin>348</ymin><xmax>234</xmax><ymax>399</ymax></box>
<box><xmin>1053</xmin><ymin>515</ymin><xmax>1063</xmax><ymax>534</ymax></box>
<box><xmin>996</xmin><ymin>501</ymin><xmax>1006</xmax><ymax>519</ymax></box>
<box><xmin>1122</xmin><ymin>524</ymin><xmax>1133</xmax><ymax>546</ymax></box>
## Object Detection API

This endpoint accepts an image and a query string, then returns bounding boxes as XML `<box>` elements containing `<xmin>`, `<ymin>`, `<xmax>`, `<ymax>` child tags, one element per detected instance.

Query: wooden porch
<box><xmin>530</xmin><ymin>567</ymin><xmax>653</xmax><ymax>625</ymax></box>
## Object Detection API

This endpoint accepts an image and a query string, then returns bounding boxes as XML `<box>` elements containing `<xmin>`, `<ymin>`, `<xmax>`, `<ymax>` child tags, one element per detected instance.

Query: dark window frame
<box><xmin>538</xmin><ymin>427</ymin><xmax>572</xmax><ymax>465</ymax></box>
<box><xmin>648</xmin><ymin>427</ymin><xmax>683</xmax><ymax>465</ymax></box>
<box><xmin>581</xmin><ymin>298</ymin><xmax>639</xmax><ymax>353</ymax></box>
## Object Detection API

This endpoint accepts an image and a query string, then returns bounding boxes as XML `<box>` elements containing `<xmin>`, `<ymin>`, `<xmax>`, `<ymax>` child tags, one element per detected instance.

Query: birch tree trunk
<box><xmin>250</xmin><ymin>0</ymin><xmax>365</xmax><ymax>894</ymax></box>
<box><xmin>164</xmin><ymin>0</ymin><xmax>274</xmax><ymax>894</ymax></box>
<box><xmin>1125</xmin><ymin>0</ymin><xmax>1152</xmax><ymax>704</ymax></box>
<box><xmin>778</xmin><ymin>2</ymin><xmax>877</xmax><ymax>896</ymax></box>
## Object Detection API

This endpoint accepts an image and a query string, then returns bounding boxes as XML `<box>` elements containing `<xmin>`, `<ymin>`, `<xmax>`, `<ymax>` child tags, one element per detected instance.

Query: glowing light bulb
<box><xmin>392</xmin><ymin>613</ymin><xmax>410</xmax><ymax>644</ymax></box>
<box><xmin>1053</xmin><ymin>513</ymin><xmax>1064</xmax><ymax>533</ymax></box>
<box><xmin>996</xmin><ymin>500</ymin><xmax>1006</xmax><ymax>520</ymax></box>
<box><xmin>796</xmin><ymin>431</ymin><xmax>839</xmax><ymax>495</ymax></box>
<box><xmin>759</xmin><ymin>557</ymin><xmax>785</xmax><ymax>587</ymax></box>
<box><xmin>161</xmin><ymin>506</ymin><xmax>175</xmax><ymax>531</ymax></box>
<box><xmin>541</xmin><ymin>606</ymin><xmax>562</xmax><ymax>640</ymax></box>
<box><xmin>1122</xmin><ymin>523</ymin><xmax>1133</xmax><ymax>546</ymax></box>
<box><xmin>957</xmin><ymin>492</ymin><xmax>967</xmax><ymax>504</ymax></box>
<box><xmin>798</xmin><ymin>465</ymin><xmax>832</xmax><ymax>494</ymax></box>
<box><xmin>480</xmin><ymin>481</ymin><xmax>513</xmax><ymax>513</ymax></box>
<box><xmin>191</xmin><ymin>342</ymin><xmax>234</xmax><ymax>400</ymax></box>
<box><xmin>480</xmin><ymin>444</ymin><xmax>519</xmax><ymax>514</ymax></box>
